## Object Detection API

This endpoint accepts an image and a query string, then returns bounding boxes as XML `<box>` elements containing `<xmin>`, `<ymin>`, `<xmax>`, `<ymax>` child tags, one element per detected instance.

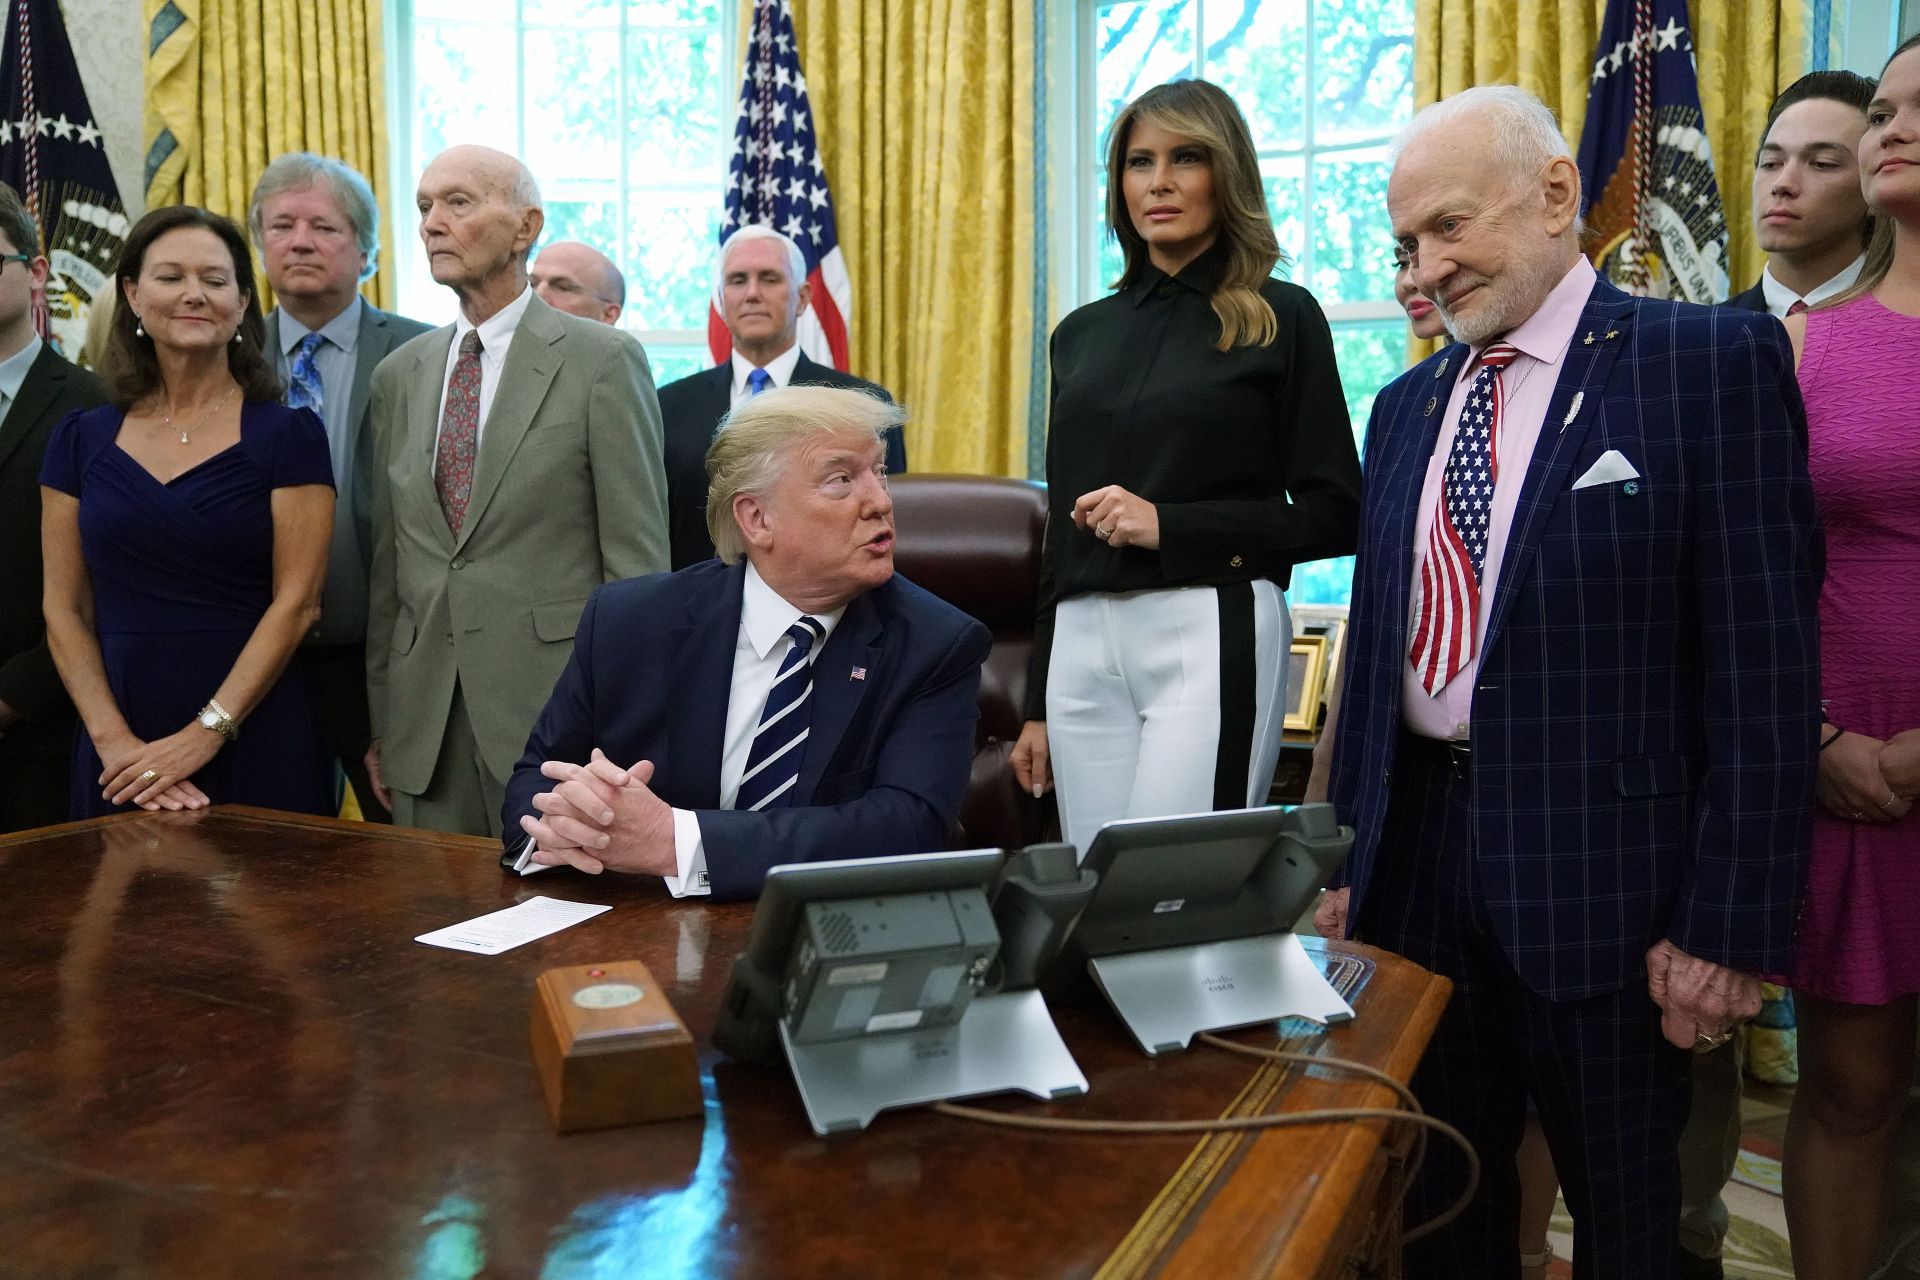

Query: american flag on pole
<box><xmin>1575</xmin><ymin>0</ymin><xmax>1730</xmax><ymax>303</ymax></box>
<box><xmin>0</xmin><ymin>0</ymin><xmax>129</xmax><ymax>358</ymax></box>
<box><xmin>711</xmin><ymin>0</ymin><xmax>852</xmax><ymax>370</ymax></box>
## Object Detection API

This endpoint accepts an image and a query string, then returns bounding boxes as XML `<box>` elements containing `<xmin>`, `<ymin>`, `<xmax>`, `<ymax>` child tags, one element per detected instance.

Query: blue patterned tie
<box><xmin>287</xmin><ymin>332</ymin><xmax>325</xmax><ymax>415</ymax></box>
<box><xmin>747</xmin><ymin>367</ymin><xmax>772</xmax><ymax>396</ymax></box>
<box><xmin>734</xmin><ymin>617</ymin><xmax>826</xmax><ymax>812</ymax></box>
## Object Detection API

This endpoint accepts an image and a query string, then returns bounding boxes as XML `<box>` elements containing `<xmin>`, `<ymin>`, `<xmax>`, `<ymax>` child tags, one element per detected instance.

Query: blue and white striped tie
<box><xmin>734</xmin><ymin>616</ymin><xmax>825</xmax><ymax>812</ymax></box>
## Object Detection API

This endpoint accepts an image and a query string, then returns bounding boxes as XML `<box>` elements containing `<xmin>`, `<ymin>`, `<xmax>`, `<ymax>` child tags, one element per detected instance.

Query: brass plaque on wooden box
<box><xmin>530</xmin><ymin>959</ymin><xmax>703</xmax><ymax>1133</ymax></box>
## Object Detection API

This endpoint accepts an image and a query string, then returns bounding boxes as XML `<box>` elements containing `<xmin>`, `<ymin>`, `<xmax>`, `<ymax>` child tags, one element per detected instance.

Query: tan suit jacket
<box><xmin>366</xmin><ymin>291</ymin><xmax>668</xmax><ymax>794</ymax></box>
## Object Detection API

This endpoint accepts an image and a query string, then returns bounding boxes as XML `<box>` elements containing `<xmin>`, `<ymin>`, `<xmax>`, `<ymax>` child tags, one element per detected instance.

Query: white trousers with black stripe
<box><xmin>1045</xmin><ymin>580</ymin><xmax>1291</xmax><ymax>860</ymax></box>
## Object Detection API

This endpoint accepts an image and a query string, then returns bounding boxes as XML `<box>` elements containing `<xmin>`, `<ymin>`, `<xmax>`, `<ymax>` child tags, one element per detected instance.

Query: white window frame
<box><xmin>383</xmin><ymin>0</ymin><xmax>739</xmax><ymax>365</ymax></box>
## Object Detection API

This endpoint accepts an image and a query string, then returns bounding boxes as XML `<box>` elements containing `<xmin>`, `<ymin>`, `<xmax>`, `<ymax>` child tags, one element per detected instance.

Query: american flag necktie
<box><xmin>435</xmin><ymin>330</ymin><xmax>483</xmax><ymax>534</ymax></box>
<box><xmin>1410</xmin><ymin>342</ymin><xmax>1519</xmax><ymax>696</ymax></box>
<box><xmin>734</xmin><ymin>616</ymin><xmax>826</xmax><ymax>812</ymax></box>
<box><xmin>287</xmin><ymin>332</ymin><xmax>325</xmax><ymax>416</ymax></box>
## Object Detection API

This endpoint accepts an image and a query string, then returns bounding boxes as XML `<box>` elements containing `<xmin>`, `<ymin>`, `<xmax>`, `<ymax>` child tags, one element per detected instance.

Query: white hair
<box><xmin>716</xmin><ymin>223</ymin><xmax>807</xmax><ymax>293</ymax></box>
<box><xmin>1393</xmin><ymin>85</ymin><xmax>1574</xmax><ymax>189</ymax></box>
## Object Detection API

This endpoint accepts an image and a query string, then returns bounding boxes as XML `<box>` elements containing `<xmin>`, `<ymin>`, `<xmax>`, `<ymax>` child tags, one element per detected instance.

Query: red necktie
<box><xmin>435</xmin><ymin>330</ymin><xmax>483</xmax><ymax>534</ymax></box>
<box><xmin>1410</xmin><ymin>343</ymin><xmax>1519</xmax><ymax>696</ymax></box>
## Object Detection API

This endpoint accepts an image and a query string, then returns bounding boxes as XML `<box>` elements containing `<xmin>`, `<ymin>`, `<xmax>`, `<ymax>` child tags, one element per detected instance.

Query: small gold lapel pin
<box><xmin>1605</xmin><ymin>328</ymin><xmax>1621</xmax><ymax>340</ymax></box>
<box><xmin>1582</xmin><ymin>331</ymin><xmax>1595</xmax><ymax>345</ymax></box>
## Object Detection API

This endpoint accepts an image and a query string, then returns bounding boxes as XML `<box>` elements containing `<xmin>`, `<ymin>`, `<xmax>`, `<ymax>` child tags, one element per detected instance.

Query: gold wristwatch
<box><xmin>197</xmin><ymin>699</ymin><xmax>239</xmax><ymax>742</ymax></box>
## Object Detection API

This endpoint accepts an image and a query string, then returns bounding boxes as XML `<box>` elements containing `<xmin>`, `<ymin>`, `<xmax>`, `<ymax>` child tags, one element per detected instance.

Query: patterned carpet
<box><xmin>1538</xmin><ymin>1082</ymin><xmax>1794</xmax><ymax>1278</ymax></box>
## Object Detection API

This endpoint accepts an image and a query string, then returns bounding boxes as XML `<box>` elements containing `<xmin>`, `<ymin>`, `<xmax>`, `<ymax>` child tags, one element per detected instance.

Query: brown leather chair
<box><xmin>888</xmin><ymin>473</ymin><xmax>1055</xmax><ymax>849</ymax></box>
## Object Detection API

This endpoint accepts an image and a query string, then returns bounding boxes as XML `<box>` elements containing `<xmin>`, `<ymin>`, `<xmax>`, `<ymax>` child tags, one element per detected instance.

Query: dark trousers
<box><xmin>0</xmin><ymin>726</ymin><xmax>74</xmax><ymax>832</ymax></box>
<box><xmin>295</xmin><ymin>643</ymin><xmax>389</xmax><ymax>824</ymax></box>
<box><xmin>1355</xmin><ymin>736</ymin><xmax>1691</xmax><ymax>1280</ymax></box>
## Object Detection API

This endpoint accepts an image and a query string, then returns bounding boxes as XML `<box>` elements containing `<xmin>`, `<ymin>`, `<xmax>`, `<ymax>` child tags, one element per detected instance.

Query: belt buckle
<box><xmin>1446</xmin><ymin>740</ymin><xmax>1471</xmax><ymax>781</ymax></box>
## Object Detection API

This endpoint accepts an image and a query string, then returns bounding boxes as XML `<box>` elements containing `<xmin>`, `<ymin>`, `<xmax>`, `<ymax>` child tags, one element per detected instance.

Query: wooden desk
<box><xmin>0</xmin><ymin>809</ymin><xmax>1448</xmax><ymax>1279</ymax></box>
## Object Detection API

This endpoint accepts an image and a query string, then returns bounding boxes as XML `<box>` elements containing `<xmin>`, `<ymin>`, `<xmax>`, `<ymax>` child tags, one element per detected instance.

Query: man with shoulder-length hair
<box><xmin>658</xmin><ymin>224</ymin><xmax>904</xmax><ymax>569</ymax></box>
<box><xmin>249</xmin><ymin>151</ymin><xmax>432</xmax><ymax>822</ymax></box>
<box><xmin>502</xmin><ymin>384</ymin><xmax>988</xmax><ymax>900</ymax></box>
<box><xmin>1319</xmin><ymin>85</ymin><xmax>1822</xmax><ymax>1278</ymax></box>
<box><xmin>365</xmin><ymin>144</ymin><xmax>669</xmax><ymax>838</ymax></box>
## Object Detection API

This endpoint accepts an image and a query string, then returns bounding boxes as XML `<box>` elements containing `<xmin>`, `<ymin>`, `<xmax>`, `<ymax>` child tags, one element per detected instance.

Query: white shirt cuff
<box><xmin>662</xmin><ymin>807</ymin><xmax>711</xmax><ymax>897</ymax></box>
<box><xmin>512</xmin><ymin>833</ymin><xmax>562</xmax><ymax>876</ymax></box>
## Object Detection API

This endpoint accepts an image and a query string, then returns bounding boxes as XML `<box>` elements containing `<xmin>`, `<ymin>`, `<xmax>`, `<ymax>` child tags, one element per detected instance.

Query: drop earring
<box><xmin>232</xmin><ymin>330</ymin><xmax>242</xmax><ymax>345</ymax></box>
<box><xmin>134</xmin><ymin>318</ymin><xmax>145</xmax><ymax>337</ymax></box>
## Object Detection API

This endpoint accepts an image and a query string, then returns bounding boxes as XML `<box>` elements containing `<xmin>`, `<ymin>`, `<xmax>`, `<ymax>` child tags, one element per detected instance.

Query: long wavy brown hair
<box><xmin>103</xmin><ymin>205</ymin><xmax>282</xmax><ymax>409</ymax></box>
<box><xmin>1104</xmin><ymin>79</ymin><xmax>1284</xmax><ymax>351</ymax></box>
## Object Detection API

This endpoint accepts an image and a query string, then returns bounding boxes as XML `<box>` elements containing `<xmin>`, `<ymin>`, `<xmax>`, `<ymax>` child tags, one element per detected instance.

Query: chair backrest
<box><xmin>888</xmin><ymin>473</ymin><xmax>1054</xmax><ymax>849</ymax></box>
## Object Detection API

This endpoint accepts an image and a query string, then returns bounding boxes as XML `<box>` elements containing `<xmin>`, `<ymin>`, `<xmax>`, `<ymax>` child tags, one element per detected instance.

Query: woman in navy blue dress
<box><xmin>40</xmin><ymin>206</ymin><xmax>335</xmax><ymax>818</ymax></box>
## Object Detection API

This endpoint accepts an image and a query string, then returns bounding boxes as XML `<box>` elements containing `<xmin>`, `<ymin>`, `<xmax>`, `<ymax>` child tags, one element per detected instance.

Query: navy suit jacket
<box><xmin>657</xmin><ymin>354</ymin><xmax>906</xmax><ymax>569</ymax></box>
<box><xmin>1725</xmin><ymin>280</ymin><xmax>1769</xmax><ymax>314</ymax></box>
<box><xmin>501</xmin><ymin>559</ymin><xmax>990</xmax><ymax>898</ymax></box>
<box><xmin>1328</xmin><ymin>276</ymin><xmax>1823</xmax><ymax>999</ymax></box>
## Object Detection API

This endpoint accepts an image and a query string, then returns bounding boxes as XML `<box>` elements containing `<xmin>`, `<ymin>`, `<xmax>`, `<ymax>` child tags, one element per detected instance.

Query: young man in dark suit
<box><xmin>1322</xmin><ymin>86</ymin><xmax>1821</xmax><ymax>1279</ymax></box>
<box><xmin>1728</xmin><ymin>71</ymin><xmax>1878</xmax><ymax>317</ymax></box>
<box><xmin>0</xmin><ymin>184</ymin><xmax>106</xmax><ymax>831</ymax></box>
<box><xmin>657</xmin><ymin>225</ymin><xmax>905</xmax><ymax>569</ymax></box>
<box><xmin>505</xmin><ymin>385</ymin><xmax>986</xmax><ymax>900</ymax></box>
<box><xmin>250</xmin><ymin>153</ymin><xmax>432</xmax><ymax>822</ymax></box>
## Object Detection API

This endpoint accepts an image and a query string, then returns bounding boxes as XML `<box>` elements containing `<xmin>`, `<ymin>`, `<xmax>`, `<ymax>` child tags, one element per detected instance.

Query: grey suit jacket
<box><xmin>365</xmin><ymin>290</ymin><xmax>669</xmax><ymax>792</ymax></box>
<box><xmin>265</xmin><ymin>302</ymin><xmax>433</xmax><ymax>643</ymax></box>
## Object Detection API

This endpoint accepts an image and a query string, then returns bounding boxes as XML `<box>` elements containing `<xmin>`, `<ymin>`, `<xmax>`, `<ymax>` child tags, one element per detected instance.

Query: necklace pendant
<box><xmin>179</xmin><ymin>431</ymin><xmax>190</xmax><ymax>444</ymax></box>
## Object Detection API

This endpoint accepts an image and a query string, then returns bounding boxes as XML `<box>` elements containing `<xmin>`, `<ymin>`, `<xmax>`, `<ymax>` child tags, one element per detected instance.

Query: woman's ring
<box><xmin>1096</xmin><ymin>525</ymin><xmax>1112</xmax><ymax>539</ymax></box>
<box><xmin>1852</xmin><ymin>809</ymin><xmax>1866</xmax><ymax>819</ymax></box>
<box><xmin>1882</xmin><ymin>794</ymin><xmax>1902</xmax><ymax>812</ymax></box>
<box><xmin>138</xmin><ymin>770</ymin><xmax>158</xmax><ymax>785</ymax></box>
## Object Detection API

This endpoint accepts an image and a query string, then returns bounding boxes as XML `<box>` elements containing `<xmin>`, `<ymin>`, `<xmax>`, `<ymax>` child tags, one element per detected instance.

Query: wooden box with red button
<box><xmin>530</xmin><ymin>959</ymin><xmax>703</xmax><ymax>1133</ymax></box>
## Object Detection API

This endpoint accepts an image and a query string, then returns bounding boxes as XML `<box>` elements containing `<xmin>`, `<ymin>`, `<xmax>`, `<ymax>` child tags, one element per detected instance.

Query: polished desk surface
<box><xmin>0</xmin><ymin>808</ymin><xmax>1449</xmax><ymax>1280</ymax></box>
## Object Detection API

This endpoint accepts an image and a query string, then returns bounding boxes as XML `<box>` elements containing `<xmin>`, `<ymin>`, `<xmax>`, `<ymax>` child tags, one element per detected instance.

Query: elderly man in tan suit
<box><xmin>365</xmin><ymin>145</ymin><xmax>668</xmax><ymax>836</ymax></box>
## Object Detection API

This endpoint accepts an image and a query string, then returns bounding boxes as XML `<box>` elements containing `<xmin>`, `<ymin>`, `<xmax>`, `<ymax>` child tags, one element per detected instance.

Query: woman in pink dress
<box><xmin>1782</xmin><ymin>34</ymin><xmax>1920</xmax><ymax>1280</ymax></box>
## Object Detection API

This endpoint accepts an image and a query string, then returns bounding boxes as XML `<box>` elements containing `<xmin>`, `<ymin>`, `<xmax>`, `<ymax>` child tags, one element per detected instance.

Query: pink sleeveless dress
<box><xmin>1789</xmin><ymin>294</ymin><xmax>1920</xmax><ymax>1005</ymax></box>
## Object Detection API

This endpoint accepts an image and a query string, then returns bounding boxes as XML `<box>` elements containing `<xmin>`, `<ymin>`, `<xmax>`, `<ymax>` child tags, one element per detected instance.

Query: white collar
<box><xmin>453</xmin><ymin>284</ymin><xmax>534</xmax><ymax>358</ymax></box>
<box><xmin>1760</xmin><ymin>255</ymin><xmax>1866</xmax><ymax>317</ymax></box>
<box><xmin>730</xmin><ymin>342</ymin><xmax>803</xmax><ymax>399</ymax></box>
<box><xmin>740</xmin><ymin>560</ymin><xmax>845</xmax><ymax>659</ymax></box>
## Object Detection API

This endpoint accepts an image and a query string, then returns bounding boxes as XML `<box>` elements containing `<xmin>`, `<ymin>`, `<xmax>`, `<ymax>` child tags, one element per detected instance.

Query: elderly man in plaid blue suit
<box><xmin>1320</xmin><ymin>86</ymin><xmax>1823</xmax><ymax>1280</ymax></box>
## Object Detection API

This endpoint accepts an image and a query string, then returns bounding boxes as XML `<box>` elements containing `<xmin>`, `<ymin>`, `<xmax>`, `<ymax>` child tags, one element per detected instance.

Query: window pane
<box><xmin>413</xmin><ymin>22</ymin><xmax>518</xmax><ymax>159</ymax></box>
<box><xmin>627</xmin><ymin>0</ymin><xmax>716</xmax><ymax>23</ymax></box>
<box><xmin>1094</xmin><ymin>0</ymin><xmax>1195</xmax><ymax>136</ymax></box>
<box><xmin>541</xmin><ymin>198</ymin><xmax>623</xmax><ymax>260</ymax></box>
<box><xmin>1289</xmin><ymin>321</ymin><xmax>1409</xmax><ymax>607</ymax></box>
<box><xmin>641</xmin><ymin>342</ymin><xmax>714</xmax><ymax>386</ymax></box>
<box><xmin>413</xmin><ymin>0</ymin><xmax>511</xmax><ymax>20</ymax></box>
<box><xmin>524</xmin><ymin>30</ymin><xmax>620</xmax><ymax>179</ymax></box>
<box><xmin>526</xmin><ymin>0</ymin><xmax>617</xmax><ymax>23</ymax></box>
<box><xmin>1261</xmin><ymin>155</ymin><xmax>1305</xmax><ymax>275</ymax></box>
<box><xmin>623</xmin><ymin>200</ymin><xmax>722</xmax><ymax>330</ymax></box>
<box><xmin>1309</xmin><ymin>145</ymin><xmax>1394</xmax><ymax>304</ymax></box>
<box><xmin>1202</xmin><ymin>0</ymin><xmax>1306</xmax><ymax>152</ymax></box>
<box><xmin>627</xmin><ymin>30</ymin><xmax>728</xmax><ymax>183</ymax></box>
<box><xmin>1313</xmin><ymin>0</ymin><xmax>1415</xmax><ymax>146</ymax></box>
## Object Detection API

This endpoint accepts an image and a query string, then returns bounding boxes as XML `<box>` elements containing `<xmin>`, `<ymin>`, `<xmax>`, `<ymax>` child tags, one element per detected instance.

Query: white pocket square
<box><xmin>1571</xmin><ymin>449</ymin><xmax>1641</xmax><ymax>490</ymax></box>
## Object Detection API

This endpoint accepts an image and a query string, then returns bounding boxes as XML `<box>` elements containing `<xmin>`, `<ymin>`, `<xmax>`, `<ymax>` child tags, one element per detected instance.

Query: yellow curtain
<box><xmin>1414</xmin><ymin>0</ymin><xmax>1810</xmax><ymax>300</ymax></box>
<box><xmin>790</xmin><ymin>0</ymin><xmax>1037</xmax><ymax>477</ymax></box>
<box><xmin>142</xmin><ymin>0</ymin><xmax>395</xmax><ymax>310</ymax></box>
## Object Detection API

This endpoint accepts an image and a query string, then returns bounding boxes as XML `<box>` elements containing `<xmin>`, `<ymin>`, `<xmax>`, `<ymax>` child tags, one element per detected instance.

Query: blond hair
<box><xmin>704</xmin><ymin>385</ymin><xmax>906</xmax><ymax>563</ymax></box>
<box><xmin>1105</xmin><ymin>79</ymin><xmax>1283</xmax><ymax>351</ymax></box>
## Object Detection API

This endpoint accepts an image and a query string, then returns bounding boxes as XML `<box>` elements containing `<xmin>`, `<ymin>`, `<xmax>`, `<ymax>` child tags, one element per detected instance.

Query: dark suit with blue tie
<box><xmin>1329</xmin><ymin>276</ymin><xmax>1822</xmax><ymax>1277</ymax></box>
<box><xmin>501</xmin><ymin>559</ymin><xmax>989</xmax><ymax>898</ymax></box>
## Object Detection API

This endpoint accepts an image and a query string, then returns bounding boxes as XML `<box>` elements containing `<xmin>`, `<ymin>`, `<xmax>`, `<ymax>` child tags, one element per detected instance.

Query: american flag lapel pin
<box><xmin>1561</xmin><ymin>391</ymin><xmax>1585</xmax><ymax>431</ymax></box>
<box><xmin>850</xmin><ymin>666</ymin><xmax>867</xmax><ymax>681</ymax></box>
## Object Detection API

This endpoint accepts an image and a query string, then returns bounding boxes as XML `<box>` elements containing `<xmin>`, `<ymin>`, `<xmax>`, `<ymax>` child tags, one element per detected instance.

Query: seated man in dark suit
<box><xmin>658</xmin><ymin>225</ymin><xmax>905</xmax><ymax>569</ymax></box>
<box><xmin>0</xmin><ymin>183</ymin><xmax>107</xmax><ymax>832</ymax></box>
<box><xmin>503</xmin><ymin>385</ymin><xmax>988</xmax><ymax>899</ymax></box>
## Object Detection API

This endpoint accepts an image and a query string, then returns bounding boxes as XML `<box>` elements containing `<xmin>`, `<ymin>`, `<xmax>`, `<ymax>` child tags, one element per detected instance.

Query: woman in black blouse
<box><xmin>1009</xmin><ymin>78</ymin><xmax>1362</xmax><ymax>857</ymax></box>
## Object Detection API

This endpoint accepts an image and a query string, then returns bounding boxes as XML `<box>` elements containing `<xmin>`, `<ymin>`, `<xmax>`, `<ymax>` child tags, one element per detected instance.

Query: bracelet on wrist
<box><xmin>1820</xmin><ymin>725</ymin><xmax>1846</xmax><ymax>752</ymax></box>
<box><xmin>196</xmin><ymin>698</ymin><xmax>239</xmax><ymax>743</ymax></box>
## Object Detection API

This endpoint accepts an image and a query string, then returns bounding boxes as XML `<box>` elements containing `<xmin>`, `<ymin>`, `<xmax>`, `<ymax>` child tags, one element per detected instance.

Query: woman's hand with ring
<box><xmin>1818</xmin><ymin>729</ymin><xmax>1908</xmax><ymax>822</ymax></box>
<box><xmin>1071</xmin><ymin>485</ymin><xmax>1161</xmax><ymax>550</ymax></box>
<box><xmin>103</xmin><ymin>725</ymin><xmax>222</xmax><ymax>809</ymax></box>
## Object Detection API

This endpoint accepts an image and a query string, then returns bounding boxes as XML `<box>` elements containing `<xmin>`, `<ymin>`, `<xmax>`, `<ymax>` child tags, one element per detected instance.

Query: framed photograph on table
<box><xmin>1284</xmin><ymin>635</ymin><xmax>1330</xmax><ymax>732</ymax></box>
<box><xmin>1289</xmin><ymin>604</ymin><xmax>1349</xmax><ymax>707</ymax></box>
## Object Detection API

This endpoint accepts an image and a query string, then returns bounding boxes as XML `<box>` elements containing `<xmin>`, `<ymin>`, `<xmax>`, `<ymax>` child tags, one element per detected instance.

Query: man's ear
<box><xmin>734</xmin><ymin>491</ymin><xmax>774</xmax><ymax>552</ymax></box>
<box><xmin>1541</xmin><ymin>155</ymin><xmax>1582</xmax><ymax>238</ymax></box>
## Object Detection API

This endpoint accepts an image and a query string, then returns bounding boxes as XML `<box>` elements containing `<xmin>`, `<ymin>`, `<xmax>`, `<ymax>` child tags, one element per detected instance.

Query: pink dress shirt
<box><xmin>1401</xmin><ymin>257</ymin><xmax>1597</xmax><ymax>740</ymax></box>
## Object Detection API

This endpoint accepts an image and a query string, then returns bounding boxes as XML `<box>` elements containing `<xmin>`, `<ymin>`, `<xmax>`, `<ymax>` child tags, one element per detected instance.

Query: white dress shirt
<box><xmin>663</xmin><ymin>561</ymin><xmax>846</xmax><ymax>895</ymax></box>
<box><xmin>0</xmin><ymin>335</ymin><xmax>42</xmax><ymax>428</ymax></box>
<box><xmin>435</xmin><ymin>284</ymin><xmax>534</xmax><ymax>458</ymax></box>
<box><xmin>727</xmin><ymin>342</ymin><xmax>803</xmax><ymax>408</ymax></box>
<box><xmin>1759</xmin><ymin>254</ymin><xmax>1866</xmax><ymax>318</ymax></box>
